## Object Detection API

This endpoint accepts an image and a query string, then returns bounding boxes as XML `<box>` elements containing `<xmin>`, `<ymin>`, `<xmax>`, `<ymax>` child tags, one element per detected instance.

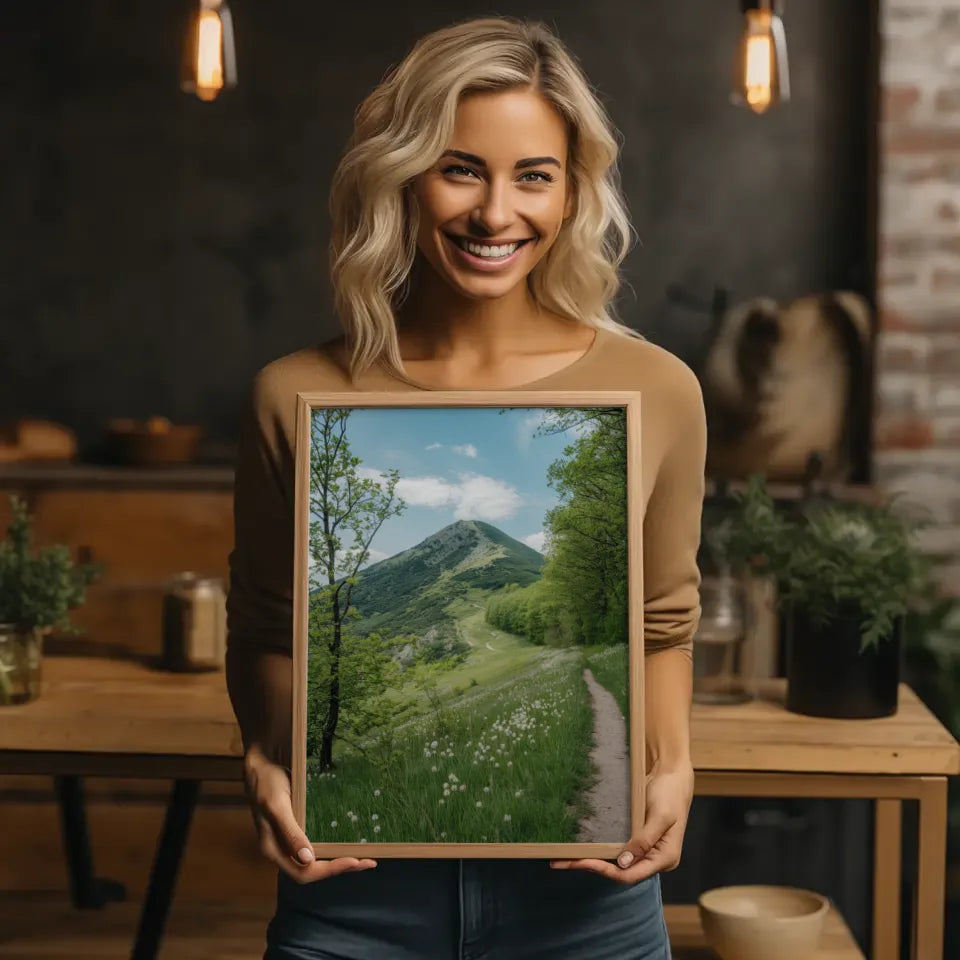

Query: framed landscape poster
<box><xmin>291</xmin><ymin>390</ymin><xmax>644</xmax><ymax>859</ymax></box>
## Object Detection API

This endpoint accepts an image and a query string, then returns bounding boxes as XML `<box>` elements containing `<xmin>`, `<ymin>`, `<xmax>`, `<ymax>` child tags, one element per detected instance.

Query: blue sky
<box><xmin>310</xmin><ymin>406</ymin><xmax>584</xmax><ymax>568</ymax></box>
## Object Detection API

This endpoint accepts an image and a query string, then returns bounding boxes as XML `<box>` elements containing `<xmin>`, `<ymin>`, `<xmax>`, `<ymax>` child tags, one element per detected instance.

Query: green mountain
<box><xmin>346</xmin><ymin>519</ymin><xmax>544</xmax><ymax>643</ymax></box>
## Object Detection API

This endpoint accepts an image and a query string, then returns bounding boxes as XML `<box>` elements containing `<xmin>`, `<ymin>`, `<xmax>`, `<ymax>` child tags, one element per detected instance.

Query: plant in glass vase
<box><xmin>708</xmin><ymin>474</ymin><xmax>933</xmax><ymax>717</ymax></box>
<box><xmin>0</xmin><ymin>495</ymin><xmax>102</xmax><ymax>704</ymax></box>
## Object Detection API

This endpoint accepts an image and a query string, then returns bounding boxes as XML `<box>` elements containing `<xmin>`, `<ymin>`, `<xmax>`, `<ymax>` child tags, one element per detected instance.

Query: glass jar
<box><xmin>693</xmin><ymin>573</ymin><xmax>752</xmax><ymax>704</ymax></box>
<box><xmin>0</xmin><ymin>623</ymin><xmax>44</xmax><ymax>705</ymax></box>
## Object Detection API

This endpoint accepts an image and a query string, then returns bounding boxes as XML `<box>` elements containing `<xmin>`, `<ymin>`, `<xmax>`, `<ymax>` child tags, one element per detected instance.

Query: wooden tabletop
<box><xmin>0</xmin><ymin>657</ymin><xmax>957</xmax><ymax>780</ymax></box>
<box><xmin>0</xmin><ymin>655</ymin><xmax>244</xmax><ymax>779</ymax></box>
<box><xmin>692</xmin><ymin>679</ymin><xmax>960</xmax><ymax>776</ymax></box>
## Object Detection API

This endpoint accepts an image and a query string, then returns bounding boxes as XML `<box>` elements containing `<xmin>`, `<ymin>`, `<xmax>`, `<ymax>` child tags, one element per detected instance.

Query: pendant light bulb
<box><xmin>732</xmin><ymin>0</ymin><xmax>790</xmax><ymax>114</ymax></box>
<box><xmin>181</xmin><ymin>0</ymin><xmax>237</xmax><ymax>102</ymax></box>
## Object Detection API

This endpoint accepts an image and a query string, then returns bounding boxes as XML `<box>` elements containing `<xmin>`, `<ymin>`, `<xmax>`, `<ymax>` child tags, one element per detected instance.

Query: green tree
<box><xmin>486</xmin><ymin>407</ymin><xmax>629</xmax><ymax>648</ymax></box>
<box><xmin>537</xmin><ymin>407</ymin><xmax>628</xmax><ymax>646</ymax></box>
<box><xmin>308</xmin><ymin>408</ymin><xmax>405</xmax><ymax>769</ymax></box>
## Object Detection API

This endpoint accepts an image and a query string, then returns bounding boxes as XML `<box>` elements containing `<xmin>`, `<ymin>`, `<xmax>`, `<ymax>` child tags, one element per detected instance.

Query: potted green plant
<box><xmin>708</xmin><ymin>474</ymin><xmax>932</xmax><ymax>718</ymax></box>
<box><xmin>0</xmin><ymin>495</ymin><xmax>102</xmax><ymax>705</ymax></box>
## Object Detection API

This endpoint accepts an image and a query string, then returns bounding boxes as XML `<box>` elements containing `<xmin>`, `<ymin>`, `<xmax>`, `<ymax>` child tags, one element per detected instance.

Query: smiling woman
<box><xmin>226</xmin><ymin>14</ymin><xmax>704</xmax><ymax>960</ymax></box>
<box><xmin>415</xmin><ymin>95</ymin><xmax>570</xmax><ymax>288</ymax></box>
<box><xmin>327</xmin><ymin>19</ymin><xmax>636</xmax><ymax>388</ymax></box>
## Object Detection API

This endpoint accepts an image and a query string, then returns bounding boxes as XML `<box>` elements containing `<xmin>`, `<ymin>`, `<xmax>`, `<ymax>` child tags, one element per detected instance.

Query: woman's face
<box><xmin>411</xmin><ymin>87</ymin><xmax>574</xmax><ymax>301</ymax></box>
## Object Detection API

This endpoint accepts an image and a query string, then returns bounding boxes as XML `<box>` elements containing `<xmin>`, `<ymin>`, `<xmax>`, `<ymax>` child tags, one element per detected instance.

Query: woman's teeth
<box><xmin>453</xmin><ymin>237</ymin><xmax>528</xmax><ymax>259</ymax></box>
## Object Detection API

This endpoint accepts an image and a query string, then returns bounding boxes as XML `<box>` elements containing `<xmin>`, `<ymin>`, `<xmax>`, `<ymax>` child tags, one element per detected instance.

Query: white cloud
<box><xmin>357</xmin><ymin>466</ymin><xmax>387</xmax><ymax>483</ymax></box>
<box><xmin>425</xmin><ymin>442</ymin><xmax>442</xmax><ymax>450</ymax></box>
<box><xmin>452</xmin><ymin>443</ymin><xmax>478</xmax><ymax>458</ymax></box>
<box><xmin>395</xmin><ymin>475</ymin><xmax>461</xmax><ymax>509</ymax></box>
<box><xmin>359</xmin><ymin>467</ymin><xmax>522</xmax><ymax>522</ymax></box>
<box><xmin>454</xmin><ymin>473</ymin><xmax>522</xmax><ymax>520</ymax></box>
<box><xmin>522</xmin><ymin>531</ymin><xmax>547</xmax><ymax>553</ymax></box>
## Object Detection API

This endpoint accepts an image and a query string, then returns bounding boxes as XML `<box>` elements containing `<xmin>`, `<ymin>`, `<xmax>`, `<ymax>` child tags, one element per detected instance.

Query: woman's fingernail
<box><xmin>618</xmin><ymin>851</ymin><xmax>634</xmax><ymax>868</ymax></box>
<box><xmin>296</xmin><ymin>847</ymin><xmax>315</xmax><ymax>864</ymax></box>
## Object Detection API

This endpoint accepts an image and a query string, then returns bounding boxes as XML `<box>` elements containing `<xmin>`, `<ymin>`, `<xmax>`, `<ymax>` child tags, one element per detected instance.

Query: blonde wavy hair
<box><xmin>329</xmin><ymin>16</ymin><xmax>641</xmax><ymax>379</ymax></box>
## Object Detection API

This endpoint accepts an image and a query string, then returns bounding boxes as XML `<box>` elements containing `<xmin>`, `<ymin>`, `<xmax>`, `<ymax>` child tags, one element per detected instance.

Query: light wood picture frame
<box><xmin>292</xmin><ymin>390</ymin><xmax>644</xmax><ymax>859</ymax></box>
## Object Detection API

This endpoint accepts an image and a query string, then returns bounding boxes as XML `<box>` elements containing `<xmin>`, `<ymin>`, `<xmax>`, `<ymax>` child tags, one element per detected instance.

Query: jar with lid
<box><xmin>161</xmin><ymin>573</ymin><xmax>226</xmax><ymax>672</ymax></box>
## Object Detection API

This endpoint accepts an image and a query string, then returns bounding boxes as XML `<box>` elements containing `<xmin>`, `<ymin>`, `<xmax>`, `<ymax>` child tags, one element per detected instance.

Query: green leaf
<box><xmin>0</xmin><ymin>495</ymin><xmax>103</xmax><ymax>631</ymax></box>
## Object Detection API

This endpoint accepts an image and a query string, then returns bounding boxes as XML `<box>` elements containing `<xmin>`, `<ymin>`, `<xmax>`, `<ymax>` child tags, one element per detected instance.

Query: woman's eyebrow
<box><xmin>440</xmin><ymin>149</ymin><xmax>562</xmax><ymax>170</ymax></box>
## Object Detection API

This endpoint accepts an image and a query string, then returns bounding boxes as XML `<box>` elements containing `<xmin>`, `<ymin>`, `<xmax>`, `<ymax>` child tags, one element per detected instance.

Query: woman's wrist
<box><xmin>646</xmin><ymin>753</ymin><xmax>693</xmax><ymax>776</ymax></box>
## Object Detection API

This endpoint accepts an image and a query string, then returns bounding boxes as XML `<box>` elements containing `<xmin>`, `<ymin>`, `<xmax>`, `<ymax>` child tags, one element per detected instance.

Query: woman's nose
<box><xmin>470</xmin><ymin>182</ymin><xmax>514</xmax><ymax>236</ymax></box>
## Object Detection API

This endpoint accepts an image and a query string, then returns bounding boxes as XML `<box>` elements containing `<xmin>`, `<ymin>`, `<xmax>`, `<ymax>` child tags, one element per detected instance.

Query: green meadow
<box><xmin>305</xmin><ymin>644</ymin><xmax>595</xmax><ymax>844</ymax></box>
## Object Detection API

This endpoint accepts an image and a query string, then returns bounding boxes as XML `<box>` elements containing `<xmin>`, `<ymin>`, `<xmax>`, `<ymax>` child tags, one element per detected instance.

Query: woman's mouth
<box><xmin>444</xmin><ymin>233</ymin><xmax>536</xmax><ymax>272</ymax></box>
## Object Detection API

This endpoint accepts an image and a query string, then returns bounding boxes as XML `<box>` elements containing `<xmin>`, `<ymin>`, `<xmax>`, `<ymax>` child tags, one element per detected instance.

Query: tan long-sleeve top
<box><xmin>226</xmin><ymin>325</ymin><xmax>706</xmax><ymax>659</ymax></box>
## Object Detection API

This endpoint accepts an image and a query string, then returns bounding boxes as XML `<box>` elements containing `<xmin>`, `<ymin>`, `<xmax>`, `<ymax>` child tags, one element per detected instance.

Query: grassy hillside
<box><xmin>346</xmin><ymin>520</ymin><xmax>544</xmax><ymax>642</ymax></box>
<box><xmin>305</xmin><ymin>645</ymin><xmax>593</xmax><ymax>844</ymax></box>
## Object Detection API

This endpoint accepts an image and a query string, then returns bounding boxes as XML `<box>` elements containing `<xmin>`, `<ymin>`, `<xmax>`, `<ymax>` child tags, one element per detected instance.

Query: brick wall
<box><xmin>875</xmin><ymin>0</ymin><xmax>960</xmax><ymax>593</ymax></box>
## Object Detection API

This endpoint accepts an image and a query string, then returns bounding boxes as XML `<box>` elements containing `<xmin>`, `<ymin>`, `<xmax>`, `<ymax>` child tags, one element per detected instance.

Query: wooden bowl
<box><xmin>106</xmin><ymin>418</ymin><xmax>203</xmax><ymax>466</ymax></box>
<box><xmin>698</xmin><ymin>885</ymin><xmax>830</xmax><ymax>960</ymax></box>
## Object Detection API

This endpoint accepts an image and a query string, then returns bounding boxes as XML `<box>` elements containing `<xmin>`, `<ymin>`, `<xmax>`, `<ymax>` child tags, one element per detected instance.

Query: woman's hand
<box><xmin>244</xmin><ymin>745</ymin><xmax>377</xmax><ymax>883</ymax></box>
<box><xmin>549</xmin><ymin>760</ymin><xmax>694</xmax><ymax>884</ymax></box>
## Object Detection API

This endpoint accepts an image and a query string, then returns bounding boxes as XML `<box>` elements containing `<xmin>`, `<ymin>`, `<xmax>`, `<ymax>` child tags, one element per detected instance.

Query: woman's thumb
<box><xmin>262</xmin><ymin>780</ymin><xmax>314</xmax><ymax>864</ymax></box>
<box><xmin>281</xmin><ymin>818</ymin><xmax>314</xmax><ymax>863</ymax></box>
<box><xmin>294</xmin><ymin>843</ymin><xmax>315</xmax><ymax>864</ymax></box>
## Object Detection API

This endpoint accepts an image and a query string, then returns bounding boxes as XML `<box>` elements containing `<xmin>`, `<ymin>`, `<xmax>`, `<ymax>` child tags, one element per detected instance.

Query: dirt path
<box><xmin>577</xmin><ymin>667</ymin><xmax>630</xmax><ymax>843</ymax></box>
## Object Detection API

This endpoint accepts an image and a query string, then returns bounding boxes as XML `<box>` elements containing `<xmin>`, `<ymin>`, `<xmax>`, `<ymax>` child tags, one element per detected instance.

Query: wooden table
<box><xmin>0</xmin><ymin>655</ymin><xmax>243</xmax><ymax>960</ymax></box>
<box><xmin>691</xmin><ymin>679</ymin><xmax>960</xmax><ymax>960</ymax></box>
<box><xmin>0</xmin><ymin>658</ymin><xmax>958</xmax><ymax>959</ymax></box>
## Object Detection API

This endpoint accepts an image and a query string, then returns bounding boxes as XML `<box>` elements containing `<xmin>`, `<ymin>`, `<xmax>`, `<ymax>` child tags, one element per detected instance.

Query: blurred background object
<box><xmin>701</xmin><ymin>291</ymin><xmax>872</xmax><ymax>483</ymax></box>
<box><xmin>180</xmin><ymin>0</ymin><xmax>237</xmax><ymax>102</ymax></box>
<box><xmin>0</xmin><ymin>419</ymin><xmax>78</xmax><ymax>463</ymax></box>
<box><xmin>105</xmin><ymin>418</ymin><xmax>203</xmax><ymax>466</ymax></box>
<box><xmin>160</xmin><ymin>571</ymin><xmax>226</xmax><ymax>672</ymax></box>
<box><xmin>693</xmin><ymin>570</ymin><xmax>753</xmax><ymax>705</ymax></box>
<box><xmin>731</xmin><ymin>0</ymin><xmax>791</xmax><ymax>114</ymax></box>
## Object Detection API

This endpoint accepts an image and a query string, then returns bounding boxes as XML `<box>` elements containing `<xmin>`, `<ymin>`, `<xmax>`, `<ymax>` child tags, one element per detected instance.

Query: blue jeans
<box><xmin>264</xmin><ymin>859</ymin><xmax>671</xmax><ymax>959</ymax></box>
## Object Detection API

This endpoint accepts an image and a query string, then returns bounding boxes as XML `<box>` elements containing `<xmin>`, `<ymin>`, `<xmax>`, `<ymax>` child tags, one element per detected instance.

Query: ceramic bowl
<box><xmin>698</xmin><ymin>884</ymin><xmax>830</xmax><ymax>960</ymax></box>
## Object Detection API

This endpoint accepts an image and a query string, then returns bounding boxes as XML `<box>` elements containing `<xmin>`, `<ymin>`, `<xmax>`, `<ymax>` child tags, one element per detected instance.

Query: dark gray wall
<box><xmin>1</xmin><ymin>1</ymin><xmax>873</xmax><ymax>457</ymax></box>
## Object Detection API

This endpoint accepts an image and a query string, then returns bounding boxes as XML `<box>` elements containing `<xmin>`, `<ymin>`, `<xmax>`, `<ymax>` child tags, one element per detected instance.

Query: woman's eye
<box><xmin>442</xmin><ymin>164</ymin><xmax>478</xmax><ymax>178</ymax></box>
<box><xmin>519</xmin><ymin>170</ymin><xmax>555</xmax><ymax>184</ymax></box>
<box><xmin>441</xmin><ymin>165</ymin><xmax>555</xmax><ymax>184</ymax></box>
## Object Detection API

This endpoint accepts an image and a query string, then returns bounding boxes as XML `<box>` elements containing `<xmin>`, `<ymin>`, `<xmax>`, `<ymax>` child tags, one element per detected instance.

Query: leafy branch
<box><xmin>0</xmin><ymin>495</ymin><xmax>103</xmax><ymax>633</ymax></box>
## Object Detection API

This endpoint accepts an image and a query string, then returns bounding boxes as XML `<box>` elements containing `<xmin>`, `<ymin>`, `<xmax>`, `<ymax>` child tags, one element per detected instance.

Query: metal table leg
<box><xmin>54</xmin><ymin>775</ymin><xmax>126</xmax><ymax>908</ymax></box>
<box><xmin>130</xmin><ymin>778</ymin><xmax>201</xmax><ymax>960</ymax></box>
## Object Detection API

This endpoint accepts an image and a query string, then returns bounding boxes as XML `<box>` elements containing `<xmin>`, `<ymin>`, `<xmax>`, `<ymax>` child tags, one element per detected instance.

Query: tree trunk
<box><xmin>319</xmin><ymin>618</ymin><xmax>342</xmax><ymax>769</ymax></box>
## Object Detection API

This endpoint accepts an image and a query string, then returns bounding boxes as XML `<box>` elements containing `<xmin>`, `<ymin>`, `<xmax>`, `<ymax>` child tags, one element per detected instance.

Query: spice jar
<box><xmin>161</xmin><ymin>573</ymin><xmax>226</xmax><ymax>671</ymax></box>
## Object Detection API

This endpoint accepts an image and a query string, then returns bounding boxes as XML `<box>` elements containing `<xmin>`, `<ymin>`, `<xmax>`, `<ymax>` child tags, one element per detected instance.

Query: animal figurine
<box><xmin>700</xmin><ymin>291</ymin><xmax>872</xmax><ymax>482</ymax></box>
